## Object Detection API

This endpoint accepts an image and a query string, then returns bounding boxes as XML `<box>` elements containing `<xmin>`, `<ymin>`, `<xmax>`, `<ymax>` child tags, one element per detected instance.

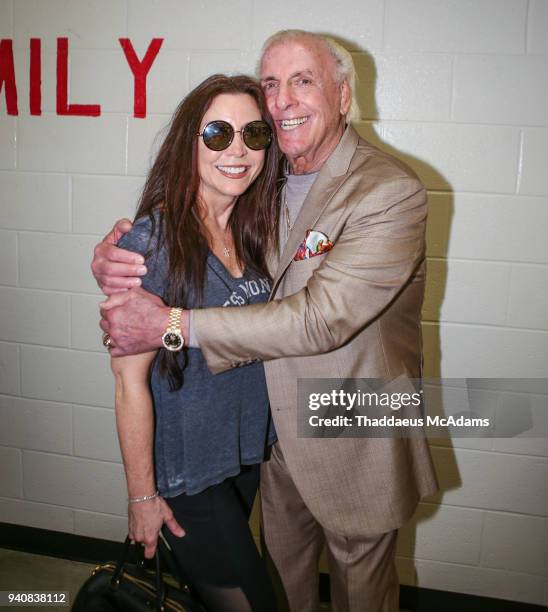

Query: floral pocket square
<box><xmin>294</xmin><ymin>229</ymin><xmax>334</xmax><ymax>261</ymax></box>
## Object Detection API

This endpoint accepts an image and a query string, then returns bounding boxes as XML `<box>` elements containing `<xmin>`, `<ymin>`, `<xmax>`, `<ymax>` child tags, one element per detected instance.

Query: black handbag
<box><xmin>72</xmin><ymin>535</ymin><xmax>206</xmax><ymax>611</ymax></box>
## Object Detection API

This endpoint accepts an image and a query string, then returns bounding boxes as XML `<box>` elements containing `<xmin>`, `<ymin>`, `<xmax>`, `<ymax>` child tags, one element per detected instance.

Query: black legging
<box><xmin>162</xmin><ymin>465</ymin><xmax>278</xmax><ymax>612</ymax></box>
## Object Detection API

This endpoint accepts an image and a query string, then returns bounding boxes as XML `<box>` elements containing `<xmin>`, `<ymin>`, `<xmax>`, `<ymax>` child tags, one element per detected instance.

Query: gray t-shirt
<box><xmin>118</xmin><ymin>211</ymin><xmax>276</xmax><ymax>497</ymax></box>
<box><xmin>280</xmin><ymin>171</ymin><xmax>319</xmax><ymax>249</ymax></box>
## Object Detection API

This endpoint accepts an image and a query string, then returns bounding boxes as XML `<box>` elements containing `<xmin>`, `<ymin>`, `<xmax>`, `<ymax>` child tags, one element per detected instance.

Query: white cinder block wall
<box><xmin>0</xmin><ymin>0</ymin><xmax>547</xmax><ymax>606</ymax></box>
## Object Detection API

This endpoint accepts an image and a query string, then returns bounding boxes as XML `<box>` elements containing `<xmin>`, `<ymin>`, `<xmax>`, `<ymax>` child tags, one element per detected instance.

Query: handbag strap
<box><xmin>111</xmin><ymin>536</ymin><xmax>167</xmax><ymax>612</ymax></box>
<box><xmin>157</xmin><ymin>535</ymin><xmax>190</xmax><ymax>588</ymax></box>
<box><xmin>154</xmin><ymin>548</ymin><xmax>166</xmax><ymax>611</ymax></box>
<box><xmin>110</xmin><ymin>536</ymin><xmax>132</xmax><ymax>586</ymax></box>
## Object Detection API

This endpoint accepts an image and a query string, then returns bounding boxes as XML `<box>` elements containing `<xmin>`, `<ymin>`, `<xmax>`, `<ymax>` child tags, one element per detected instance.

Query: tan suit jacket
<box><xmin>194</xmin><ymin>126</ymin><xmax>439</xmax><ymax>536</ymax></box>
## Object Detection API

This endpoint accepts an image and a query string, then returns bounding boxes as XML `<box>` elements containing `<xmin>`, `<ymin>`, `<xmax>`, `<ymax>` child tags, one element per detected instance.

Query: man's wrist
<box><xmin>157</xmin><ymin>305</ymin><xmax>172</xmax><ymax>349</ymax></box>
<box><xmin>158</xmin><ymin>306</ymin><xmax>190</xmax><ymax>350</ymax></box>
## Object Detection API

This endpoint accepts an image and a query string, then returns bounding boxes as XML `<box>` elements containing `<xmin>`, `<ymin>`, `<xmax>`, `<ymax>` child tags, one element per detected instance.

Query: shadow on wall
<box><xmin>326</xmin><ymin>34</ymin><xmax>461</xmax><ymax>589</ymax></box>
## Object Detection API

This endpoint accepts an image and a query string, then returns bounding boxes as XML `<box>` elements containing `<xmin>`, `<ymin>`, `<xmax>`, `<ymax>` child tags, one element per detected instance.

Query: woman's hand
<box><xmin>128</xmin><ymin>496</ymin><xmax>185</xmax><ymax>559</ymax></box>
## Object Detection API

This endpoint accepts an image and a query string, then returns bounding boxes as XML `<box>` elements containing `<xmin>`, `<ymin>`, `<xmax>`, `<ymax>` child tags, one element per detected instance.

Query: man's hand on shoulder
<box><xmin>91</xmin><ymin>218</ymin><xmax>147</xmax><ymax>295</ymax></box>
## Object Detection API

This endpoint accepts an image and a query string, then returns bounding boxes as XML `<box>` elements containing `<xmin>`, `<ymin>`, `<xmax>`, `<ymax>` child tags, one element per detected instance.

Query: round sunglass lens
<box><xmin>202</xmin><ymin>121</ymin><xmax>233</xmax><ymax>151</ymax></box>
<box><xmin>243</xmin><ymin>121</ymin><xmax>272</xmax><ymax>150</ymax></box>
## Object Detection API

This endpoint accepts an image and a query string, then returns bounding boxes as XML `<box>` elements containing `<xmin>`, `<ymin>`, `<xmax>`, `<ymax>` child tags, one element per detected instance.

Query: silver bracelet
<box><xmin>128</xmin><ymin>490</ymin><xmax>159</xmax><ymax>504</ymax></box>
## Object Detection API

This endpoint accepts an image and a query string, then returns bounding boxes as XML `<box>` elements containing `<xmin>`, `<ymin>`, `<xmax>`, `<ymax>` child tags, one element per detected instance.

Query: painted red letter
<box><xmin>0</xmin><ymin>39</ymin><xmax>18</xmax><ymax>115</ymax></box>
<box><xmin>56</xmin><ymin>38</ymin><xmax>100</xmax><ymax>116</ymax></box>
<box><xmin>119</xmin><ymin>38</ymin><xmax>163</xmax><ymax>118</ymax></box>
<box><xmin>30</xmin><ymin>38</ymin><xmax>41</xmax><ymax>115</ymax></box>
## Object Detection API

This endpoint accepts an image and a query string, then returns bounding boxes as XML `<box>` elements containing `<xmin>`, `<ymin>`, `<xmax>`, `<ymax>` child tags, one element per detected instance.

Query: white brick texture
<box><xmin>423</xmin><ymin>323</ymin><xmax>548</xmax><ymax>378</ymax></box>
<box><xmin>507</xmin><ymin>265</ymin><xmax>548</xmax><ymax>330</ymax></box>
<box><xmin>481</xmin><ymin>512</ymin><xmax>548</xmax><ymax>576</ymax></box>
<box><xmin>0</xmin><ymin>445</ymin><xmax>23</xmax><ymax>498</ymax></box>
<box><xmin>250</xmin><ymin>0</ymin><xmax>384</xmax><ymax>52</ymax></box>
<box><xmin>0</xmin><ymin>287</ymin><xmax>70</xmax><ymax>346</ymax></box>
<box><xmin>355</xmin><ymin>54</ymin><xmax>453</xmax><ymax>122</ymax></box>
<box><xmin>492</xmin><ymin>393</ymin><xmax>548</xmax><ymax>458</ymax></box>
<box><xmin>127</xmin><ymin>115</ymin><xmax>170</xmax><ymax>176</ymax></box>
<box><xmin>18</xmin><ymin>116</ymin><xmax>127</xmax><ymax>175</ymax></box>
<box><xmin>0</xmin><ymin>395</ymin><xmax>73</xmax><ymax>454</ymax></box>
<box><xmin>528</xmin><ymin>0</ymin><xmax>548</xmax><ymax>54</ymax></box>
<box><xmin>404</xmin><ymin>558</ymin><xmax>545</xmax><ymax>605</ymax></box>
<box><xmin>397</xmin><ymin>502</ymin><xmax>483</xmax><ymax>565</ymax></box>
<box><xmin>128</xmin><ymin>0</ymin><xmax>253</xmax><ymax>51</ymax></box>
<box><xmin>355</xmin><ymin>122</ymin><xmax>521</xmax><ymax>193</ymax></box>
<box><xmin>0</xmin><ymin>341</ymin><xmax>20</xmax><ymax>396</ymax></box>
<box><xmin>453</xmin><ymin>55</ymin><xmax>548</xmax><ymax>126</ymax></box>
<box><xmin>73</xmin><ymin>510</ymin><xmax>127</xmax><ymax>541</ymax></box>
<box><xmin>0</xmin><ymin>117</ymin><xmax>16</xmax><ymax>169</ymax></box>
<box><xmin>70</xmin><ymin>294</ymin><xmax>108</xmax><ymax>352</ymax></box>
<box><xmin>426</xmin><ymin>194</ymin><xmax>548</xmax><ymax>264</ymax></box>
<box><xmin>21</xmin><ymin>346</ymin><xmax>114</xmax><ymax>408</ymax></box>
<box><xmin>72</xmin><ymin>175</ymin><xmax>142</xmax><ymax>235</ymax></box>
<box><xmin>19</xmin><ymin>233</ymin><xmax>101</xmax><ymax>293</ymax></box>
<box><xmin>384</xmin><ymin>0</ymin><xmax>528</xmax><ymax>54</ymax></box>
<box><xmin>189</xmin><ymin>52</ymin><xmax>256</xmax><ymax>90</ymax></box>
<box><xmin>519</xmin><ymin>129</ymin><xmax>548</xmax><ymax>197</ymax></box>
<box><xmin>0</xmin><ymin>0</ymin><xmax>12</xmax><ymax>38</ymax></box>
<box><xmin>22</xmin><ymin>451</ymin><xmax>126</xmax><ymax>514</ymax></box>
<box><xmin>146</xmin><ymin>50</ymin><xmax>190</xmax><ymax>115</ymax></box>
<box><xmin>0</xmin><ymin>497</ymin><xmax>74</xmax><ymax>532</ymax></box>
<box><xmin>431</xmin><ymin>447</ymin><xmax>548</xmax><ymax>516</ymax></box>
<box><xmin>13</xmin><ymin>0</ymin><xmax>126</xmax><ymax>50</ymax></box>
<box><xmin>73</xmin><ymin>404</ymin><xmax>121</xmax><ymax>462</ymax></box>
<box><xmin>0</xmin><ymin>172</ymin><xmax>70</xmax><ymax>232</ymax></box>
<box><xmin>422</xmin><ymin>260</ymin><xmax>510</xmax><ymax>325</ymax></box>
<box><xmin>0</xmin><ymin>230</ymin><xmax>18</xmax><ymax>285</ymax></box>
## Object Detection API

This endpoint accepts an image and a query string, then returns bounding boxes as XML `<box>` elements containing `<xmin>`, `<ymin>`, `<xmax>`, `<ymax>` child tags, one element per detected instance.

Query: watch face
<box><xmin>163</xmin><ymin>332</ymin><xmax>183</xmax><ymax>350</ymax></box>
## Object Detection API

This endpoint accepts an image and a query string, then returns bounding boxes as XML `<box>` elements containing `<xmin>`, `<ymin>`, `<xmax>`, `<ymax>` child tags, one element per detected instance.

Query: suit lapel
<box><xmin>269</xmin><ymin>126</ymin><xmax>360</xmax><ymax>298</ymax></box>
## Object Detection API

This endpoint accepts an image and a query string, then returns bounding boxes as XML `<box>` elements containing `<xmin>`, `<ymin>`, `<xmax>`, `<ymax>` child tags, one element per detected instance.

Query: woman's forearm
<box><xmin>111</xmin><ymin>352</ymin><xmax>185</xmax><ymax>556</ymax></box>
<box><xmin>112</xmin><ymin>353</ymin><xmax>158</xmax><ymax>498</ymax></box>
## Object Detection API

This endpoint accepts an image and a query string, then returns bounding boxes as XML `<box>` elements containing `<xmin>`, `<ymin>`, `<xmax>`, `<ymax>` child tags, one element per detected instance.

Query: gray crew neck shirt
<box><xmin>118</xmin><ymin>211</ymin><xmax>276</xmax><ymax>497</ymax></box>
<box><xmin>280</xmin><ymin>171</ymin><xmax>320</xmax><ymax>250</ymax></box>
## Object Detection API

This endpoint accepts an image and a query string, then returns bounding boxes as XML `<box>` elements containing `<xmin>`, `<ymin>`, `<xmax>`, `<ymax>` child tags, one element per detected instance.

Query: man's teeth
<box><xmin>280</xmin><ymin>116</ymin><xmax>308</xmax><ymax>131</ymax></box>
<box><xmin>217</xmin><ymin>166</ymin><xmax>247</xmax><ymax>174</ymax></box>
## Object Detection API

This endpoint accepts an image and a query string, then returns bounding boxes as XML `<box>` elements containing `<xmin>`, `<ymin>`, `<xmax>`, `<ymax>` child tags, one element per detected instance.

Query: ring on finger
<box><xmin>102</xmin><ymin>332</ymin><xmax>113</xmax><ymax>349</ymax></box>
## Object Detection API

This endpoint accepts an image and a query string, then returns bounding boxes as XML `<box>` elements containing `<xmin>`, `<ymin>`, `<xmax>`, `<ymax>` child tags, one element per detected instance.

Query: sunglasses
<box><xmin>197</xmin><ymin>120</ymin><xmax>273</xmax><ymax>151</ymax></box>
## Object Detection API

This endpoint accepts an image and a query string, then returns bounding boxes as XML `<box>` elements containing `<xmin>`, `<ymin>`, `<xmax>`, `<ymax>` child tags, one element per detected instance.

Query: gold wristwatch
<box><xmin>161</xmin><ymin>307</ymin><xmax>184</xmax><ymax>352</ymax></box>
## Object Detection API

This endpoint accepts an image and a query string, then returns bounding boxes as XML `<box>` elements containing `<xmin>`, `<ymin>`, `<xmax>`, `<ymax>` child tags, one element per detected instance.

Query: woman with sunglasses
<box><xmin>110</xmin><ymin>74</ymin><xmax>280</xmax><ymax>612</ymax></box>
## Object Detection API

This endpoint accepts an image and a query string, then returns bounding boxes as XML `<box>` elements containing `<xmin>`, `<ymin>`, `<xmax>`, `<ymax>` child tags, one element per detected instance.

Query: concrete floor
<box><xmin>0</xmin><ymin>548</ymin><xmax>412</xmax><ymax>611</ymax></box>
<box><xmin>0</xmin><ymin>548</ymin><xmax>94</xmax><ymax>611</ymax></box>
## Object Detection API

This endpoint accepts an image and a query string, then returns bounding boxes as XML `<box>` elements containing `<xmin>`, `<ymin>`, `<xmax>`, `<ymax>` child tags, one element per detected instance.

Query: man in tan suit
<box><xmin>94</xmin><ymin>30</ymin><xmax>438</xmax><ymax>612</ymax></box>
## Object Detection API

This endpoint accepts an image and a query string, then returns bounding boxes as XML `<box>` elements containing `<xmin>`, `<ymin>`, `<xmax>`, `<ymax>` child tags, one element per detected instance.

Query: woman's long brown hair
<box><xmin>134</xmin><ymin>74</ymin><xmax>282</xmax><ymax>388</ymax></box>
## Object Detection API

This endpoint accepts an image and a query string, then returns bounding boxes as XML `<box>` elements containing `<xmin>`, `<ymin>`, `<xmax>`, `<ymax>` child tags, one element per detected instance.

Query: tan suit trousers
<box><xmin>261</xmin><ymin>442</ymin><xmax>400</xmax><ymax>612</ymax></box>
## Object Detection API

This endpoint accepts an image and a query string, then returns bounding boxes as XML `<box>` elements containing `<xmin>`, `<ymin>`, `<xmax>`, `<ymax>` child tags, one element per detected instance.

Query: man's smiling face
<box><xmin>260</xmin><ymin>36</ymin><xmax>350</xmax><ymax>174</ymax></box>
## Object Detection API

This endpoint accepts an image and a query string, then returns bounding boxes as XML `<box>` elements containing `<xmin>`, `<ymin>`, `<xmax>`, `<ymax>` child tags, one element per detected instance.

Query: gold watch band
<box><xmin>166</xmin><ymin>307</ymin><xmax>182</xmax><ymax>333</ymax></box>
<box><xmin>161</xmin><ymin>307</ymin><xmax>184</xmax><ymax>351</ymax></box>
